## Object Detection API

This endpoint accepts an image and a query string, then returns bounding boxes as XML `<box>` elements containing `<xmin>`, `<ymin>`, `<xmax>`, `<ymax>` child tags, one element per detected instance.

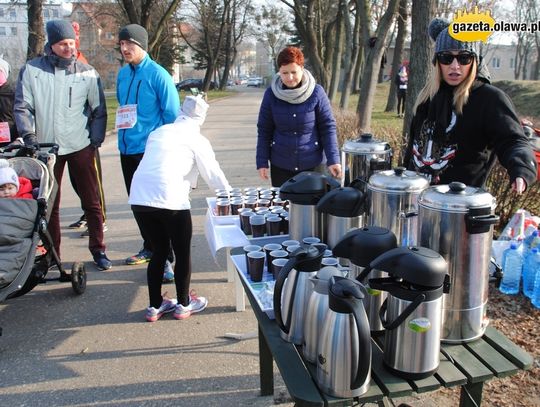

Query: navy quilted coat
<box><xmin>256</xmin><ymin>84</ymin><xmax>340</xmax><ymax>171</ymax></box>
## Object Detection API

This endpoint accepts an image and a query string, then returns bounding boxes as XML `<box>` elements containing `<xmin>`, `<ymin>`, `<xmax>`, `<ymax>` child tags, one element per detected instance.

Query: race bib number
<box><xmin>0</xmin><ymin>122</ymin><xmax>10</xmax><ymax>143</ymax></box>
<box><xmin>115</xmin><ymin>104</ymin><xmax>138</xmax><ymax>129</ymax></box>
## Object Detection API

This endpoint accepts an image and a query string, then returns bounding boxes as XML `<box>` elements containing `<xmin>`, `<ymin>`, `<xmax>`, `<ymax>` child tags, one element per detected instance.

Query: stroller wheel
<box><xmin>71</xmin><ymin>262</ymin><xmax>86</xmax><ymax>295</ymax></box>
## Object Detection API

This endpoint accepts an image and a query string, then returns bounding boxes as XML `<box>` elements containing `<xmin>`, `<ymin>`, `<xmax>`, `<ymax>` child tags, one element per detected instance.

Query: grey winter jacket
<box><xmin>14</xmin><ymin>46</ymin><xmax>107</xmax><ymax>155</ymax></box>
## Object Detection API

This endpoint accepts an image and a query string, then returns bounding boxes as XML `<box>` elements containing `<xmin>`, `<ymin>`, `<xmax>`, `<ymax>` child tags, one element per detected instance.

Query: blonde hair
<box><xmin>413</xmin><ymin>59</ymin><xmax>478</xmax><ymax>115</ymax></box>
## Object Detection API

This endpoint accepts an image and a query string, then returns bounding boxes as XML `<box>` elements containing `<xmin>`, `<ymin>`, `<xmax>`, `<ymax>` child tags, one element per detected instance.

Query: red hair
<box><xmin>277</xmin><ymin>46</ymin><xmax>304</xmax><ymax>68</ymax></box>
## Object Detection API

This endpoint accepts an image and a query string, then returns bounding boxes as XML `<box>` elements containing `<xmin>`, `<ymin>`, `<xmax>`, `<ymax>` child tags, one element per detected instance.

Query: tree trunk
<box><xmin>401</xmin><ymin>0</ymin><xmax>435</xmax><ymax>153</ymax></box>
<box><xmin>356</xmin><ymin>0</ymin><xmax>400</xmax><ymax>132</ymax></box>
<box><xmin>328</xmin><ymin>0</ymin><xmax>345</xmax><ymax>103</ymax></box>
<box><xmin>385</xmin><ymin>0</ymin><xmax>408</xmax><ymax>112</ymax></box>
<box><xmin>27</xmin><ymin>0</ymin><xmax>44</xmax><ymax>60</ymax></box>
<box><xmin>339</xmin><ymin>0</ymin><xmax>355</xmax><ymax>109</ymax></box>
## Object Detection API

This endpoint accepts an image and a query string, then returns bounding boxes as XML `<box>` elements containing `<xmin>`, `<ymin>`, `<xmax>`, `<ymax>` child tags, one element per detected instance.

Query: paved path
<box><xmin>0</xmin><ymin>89</ymin><xmax>294</xmax><ymax>406</ymax></box>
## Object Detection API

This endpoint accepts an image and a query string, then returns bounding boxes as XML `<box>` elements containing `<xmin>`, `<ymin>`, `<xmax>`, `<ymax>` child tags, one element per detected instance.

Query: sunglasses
<box><xmin>436</xmin><ymin>52</ymin><xmax>474</xmax><ymax>66</ymax></box>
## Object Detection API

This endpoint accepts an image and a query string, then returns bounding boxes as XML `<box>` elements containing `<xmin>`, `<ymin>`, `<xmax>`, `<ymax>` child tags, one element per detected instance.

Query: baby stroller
<box><xmin>0</xmin><ymin>143</ymin><xmax>86</xmax><ymax>334</ymax></box>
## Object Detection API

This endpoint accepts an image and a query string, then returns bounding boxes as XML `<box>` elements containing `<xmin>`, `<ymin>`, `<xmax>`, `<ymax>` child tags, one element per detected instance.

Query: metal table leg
<box><xmin>259</xmin><ymin>324</ymin><xmax>274</xmax><ymax>396</ymax></box>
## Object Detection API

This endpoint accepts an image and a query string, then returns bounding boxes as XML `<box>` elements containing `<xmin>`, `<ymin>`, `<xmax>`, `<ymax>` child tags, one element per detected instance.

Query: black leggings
<box><xmin>133</xmin><ymin>209</ymin><xmax>192</xmax><ymax>308</ymax></box>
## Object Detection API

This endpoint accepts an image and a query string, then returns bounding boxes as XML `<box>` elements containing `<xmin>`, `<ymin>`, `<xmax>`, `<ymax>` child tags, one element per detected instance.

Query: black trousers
<box><xmin>133</xmin><ymin>209</ymin><xmax>192</xmax><ymax>308</ymax></box>
<box><xmin>270</xmin><ymin>163</ymin><xmax>315</xmax><ymax>188</ymax></box>
<box><xmin>120</xmin><ymin>153</ymin><xmax>153</xmax><ymax>253</ymax></box>
<box><xmin>397</xmin><ymin>89</ymin><xmax>407</xmax><ymax>114</ymax></box>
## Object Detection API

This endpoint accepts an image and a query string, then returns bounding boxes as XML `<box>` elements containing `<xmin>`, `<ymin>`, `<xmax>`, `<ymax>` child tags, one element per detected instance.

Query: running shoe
<box><xmin>174</xmin><ymin>291</ymin><xmax>208</xmax><ymax>320</ymax></box>
<box><xmin>80</xmin><ymin>223</ymin><xmax>108</xmax><ymax>237</ymax></box>
<box><xmin>125</xmin><ymin>248</ymin><xmax>152</xmax><ymax>265</ymax></box>
<box><xmin>145</xmin><ymin>296</ymin><xmax>178</xmax><ymax>322</ymax></box>
<box><xmin>69</xmin><ymin>218</ymin><xmax>87</xmax><ymax>229</ymax></box>
<box><xmin>93</xmin><ymin>251</ymin><xmax>112</xmax><ymax>270</ymax></box>
<box><xmin>163</xmin><ymin>261</ymin><xmax>174</xmax><ymax>283</ymax></box>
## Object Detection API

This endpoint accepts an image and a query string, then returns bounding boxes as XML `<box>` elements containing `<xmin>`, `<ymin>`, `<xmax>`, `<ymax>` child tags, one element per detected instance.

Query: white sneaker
<box><xmin>145</xmin><ymin>295</ymin><xmax>178</xmax><ymax>322</ymax></box>
<box><xmin>174</xmin><ymin>290</ymin><xmax>208</xmax><ymax>320</ymax></box>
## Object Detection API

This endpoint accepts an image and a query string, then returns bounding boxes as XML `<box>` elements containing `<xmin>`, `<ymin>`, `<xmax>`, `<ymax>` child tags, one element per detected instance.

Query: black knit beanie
<box><xmin>118</xmin><ymin>24</ymin><xmax>148</xmax><ymax>51</ymax></box>
<box><xmin>46</xmin><ymin>20</ymin><xmax>76</xmax><ymax>46</ymax></box>
<box><xmin>428</xmin><ymin>18</ymin><xmax>477</xmax><ymax>55</ymax></box>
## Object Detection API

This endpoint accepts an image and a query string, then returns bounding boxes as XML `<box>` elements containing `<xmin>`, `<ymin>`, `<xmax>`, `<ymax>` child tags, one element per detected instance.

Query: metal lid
<box><xmin>368</xmin><ymin>167</ymin><xmax>430</xmax><ymax>193</ymax></box>
<box><xmin>418</xmin><ymin>182</ymin><xmax>496</xmax><ymax>213</ymax></box>
<box><xmin>342</xmin><ymin>133</ymin><xmax>392</xmax><ymax>154</ymax></box>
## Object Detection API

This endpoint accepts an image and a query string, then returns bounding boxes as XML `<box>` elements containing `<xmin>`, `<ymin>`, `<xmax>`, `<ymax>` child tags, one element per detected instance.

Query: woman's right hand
<box><xmin>258</xmin><ymin>167</ymin><xmax>269</xmax><ymax>180</ymax></box>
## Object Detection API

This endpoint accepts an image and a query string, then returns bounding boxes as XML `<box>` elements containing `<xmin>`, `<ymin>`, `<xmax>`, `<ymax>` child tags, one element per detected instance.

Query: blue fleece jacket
<box><xmin>116</xmin><ymin>54</ymin><xmax>180</xmax><ymax>155</ymax></box>
<box><xmin>256</xmin><ymin>84</ymin><xmax>340</xmax><ymax>172</ymax></box>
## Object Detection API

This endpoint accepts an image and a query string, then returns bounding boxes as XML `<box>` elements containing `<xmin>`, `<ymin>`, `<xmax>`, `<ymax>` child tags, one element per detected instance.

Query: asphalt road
<box><xmin>0</xmin><ymin>88</ymin><xmax>294</xmax><ymax>407</ymax></box>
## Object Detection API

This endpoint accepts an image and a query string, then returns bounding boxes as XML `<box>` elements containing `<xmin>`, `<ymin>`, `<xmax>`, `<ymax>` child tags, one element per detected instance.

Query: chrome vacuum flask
<box><xmin>341</xmin><ymin>133</ymin><xmax>392</xmax><ymax>187</ymax></box>
<box><xmin>273</xmin><ymin>244</ymin><xmax>326</xmax><ymax>344</ymax></box>
<box><xmin>417</xmin><ymin>182</ymin><xmax>499</xmax><ymax>343</ymax></box>
<box><xmin>317</xmin><ymin>276</ymin><xmax>372</xmax><ymax>398</ymax></box>
<box><xmin>280</xmin><ymin>172</ymin><xmax>338</xmax><ymax>241</ymax></box>
<box><xmin>368</xmin><ymin>167</ymin><xmax>429</xmax><ymax>246</ymax></box>
<box><xmin>369</xmin><ymin>246</ymin><xmax>449</xmax><ymax>379</ymax></box>
<box><xmin>332</xmin><ymin>226</ymin><xmax>397</xmax><ymax>333</ymax></box>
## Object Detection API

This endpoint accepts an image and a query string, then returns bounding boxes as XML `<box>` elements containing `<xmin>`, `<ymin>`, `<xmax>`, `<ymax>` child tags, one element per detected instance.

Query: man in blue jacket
<box><xmin>115</xmin><ymin>24</ymin><xmax>180</xmax><ymax>275</ymax></box>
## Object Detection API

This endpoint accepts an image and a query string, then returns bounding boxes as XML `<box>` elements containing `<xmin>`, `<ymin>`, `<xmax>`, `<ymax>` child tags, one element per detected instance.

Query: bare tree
<box><xmin>385</xmin><ymin>0</ymin><xmax>408</xmax><ymax>113</ymax></box>
<box><xmin>328</xmin><ymin>0</ymin><xmax>346</xmax><ymax>103</ymax></box>
<box><xmin>219</xmin><ymin>0</ymin><xmax>253</xmax><ymax>90</ymax></box>
<box><xmin>27</xmin><ymin>0</ymin><xmax>44</xmax><ymax>60</ymax></box>
<box><xmin>401</xmin><ymin>0</ymin><xmax>435</xmax><ymax>150</ymax></box>
<box><xmin>339</xmin><ymin>0</ymin><xmax>362</xmax><ymax>109</ymax></box>
<box><xmin>280</xmin><ymin>0</ymin><xmax>339</xmax><ymax>89</ymax></box>
<box><xmin>252</xmin><ymin>5</ymin><xmax>293</xmax><ymax>72</ymax></box>
<box><xmin>118</xmin><ymin>0</ymin><xmax>183</xmax><ymax>55</ymax></box>
<box><xmin>180</xmin><ymin>0</ymin><xmax>231</xmax><ymax>92</ymax></box>
<box><xmin>356</xmin><ymin>0</ymin><xmax>400</xmax><ymax>132</ymax></box>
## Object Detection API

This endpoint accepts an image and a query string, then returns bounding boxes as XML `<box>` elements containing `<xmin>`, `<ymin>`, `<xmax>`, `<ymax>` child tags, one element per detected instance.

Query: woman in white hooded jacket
<box><xmin>129</xmin><ymin>95</ymin><xmax>231</xmax><ymax>322</ymax></box>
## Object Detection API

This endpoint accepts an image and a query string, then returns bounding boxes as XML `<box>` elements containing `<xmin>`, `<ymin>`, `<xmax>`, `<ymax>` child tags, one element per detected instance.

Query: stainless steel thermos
<box><xmin>273</xmin><ymin>244</ymin><xmax>326</xmax><ymax>344</ymax></box>
<box><xmin>417</xmin><ymin>182</ymin><xmax>499</xmax><ymax>343</ymax></box>
<box><xmin>369</xmin><ymin>246</ymin><xmax>449</xmax><ymax>379</ymax></box>
<box><xmin>332</xmin><ymin>226</ymin><xmax>397</xmax><ymax>332</ymax></box>
<box><xmin>316</xmin><ymin>276</ymin><xmax>372</xmax><ymax>398</ymax></box>
<box><xmin>367</xmin><ymin>167</ymin><xmax>429</xmax><ymax>246</ymax></box>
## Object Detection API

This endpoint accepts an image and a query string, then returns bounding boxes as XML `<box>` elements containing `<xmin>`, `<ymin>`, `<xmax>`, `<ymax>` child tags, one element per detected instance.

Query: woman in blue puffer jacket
<box><xmin>256</xmin><ymin>46</ymin><xmax>342</xmax><ymax>187</ymax></box>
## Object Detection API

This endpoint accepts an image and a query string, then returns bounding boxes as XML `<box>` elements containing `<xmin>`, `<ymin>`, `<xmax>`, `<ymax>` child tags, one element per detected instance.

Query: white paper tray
<box><xmin>206</xmin><ymin>197</ymin><xmax>238</xmax><ymax>225</ymax></box>
<box><xmin>231</xmin><ymin>254</ymin><xmax>275</xmax><ymax>319</ymax></box>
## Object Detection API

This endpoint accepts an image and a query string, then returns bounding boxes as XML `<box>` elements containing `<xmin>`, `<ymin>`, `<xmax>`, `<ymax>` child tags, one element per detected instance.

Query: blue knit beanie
<box><xmin>46</xmin><ymin>20</ymin><xmax>76</xmax><ymax>46</ymax></box>
<box><xmin>429</xmin><ymin>18</ymin><xmax>477</xmax><ymax>55</ymax></box>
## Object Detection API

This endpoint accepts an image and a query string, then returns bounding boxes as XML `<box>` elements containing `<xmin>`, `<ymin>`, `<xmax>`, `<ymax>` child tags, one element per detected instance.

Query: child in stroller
<box><xmin>0</xmin><ymin>144</ymin><xmax>86</xmax><ymax>334</ymax></box>
<box><xmin>0</xmin><ymin>158</ymin><xmax>35</xmax><ymax>199</ymax></box>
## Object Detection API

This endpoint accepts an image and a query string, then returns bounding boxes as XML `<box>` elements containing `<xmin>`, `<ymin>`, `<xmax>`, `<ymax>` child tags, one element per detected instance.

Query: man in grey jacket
<box><xmin>14</xmin><ymin>19</ymin><xmax>111</xmax><ymax>270</ymax></box>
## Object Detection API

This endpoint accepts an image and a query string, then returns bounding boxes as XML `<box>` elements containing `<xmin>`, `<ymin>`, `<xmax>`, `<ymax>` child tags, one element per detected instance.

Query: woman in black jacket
<box><xmin>403</xmin><ymin>18</ymin><xmax>537</xmax><ymax>192</ymax></box>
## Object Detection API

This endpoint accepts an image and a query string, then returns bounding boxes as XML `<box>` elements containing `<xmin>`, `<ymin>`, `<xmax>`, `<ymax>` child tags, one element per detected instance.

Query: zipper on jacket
<box><xmin>69</xmin><ymin>87</ymin><xmax>72</xmax><ymax>108</ymax></box>
<box><xmin>121</xmin><ymin>67</ymin><xmax>137</xmax><ymax>153</ymax></box>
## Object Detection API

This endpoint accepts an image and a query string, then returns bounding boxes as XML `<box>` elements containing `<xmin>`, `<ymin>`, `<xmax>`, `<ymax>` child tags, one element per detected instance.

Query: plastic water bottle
<box><xmin>522</xmin><ymin>248</ymin><xmax>540</xmax><ymax>298</ymax></box>
<box><xmin>523</xmin><ymin>230</ymin><xmax>539</xmax><ymax>249</ymax></box>
<box><xmin>500</xmin><ymin>243</ymin><xmax>523</xmax><ymax>295</ymax></box>
<box><xmin>532</xmin><ymin>266</ymin><xmax>540</xmax><ymax>308</ymax></box>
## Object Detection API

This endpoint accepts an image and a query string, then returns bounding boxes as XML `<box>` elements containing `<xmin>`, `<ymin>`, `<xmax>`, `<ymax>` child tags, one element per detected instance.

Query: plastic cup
<box><xmin>263</xmin><ymin>243</ymin><xmax>282</xmax><ymax>268</ymax></box>
<box><xmin>303</xmin><ymin>236</ymin><xmax>321</xmax><ymax>245</ymax></box>
<box><xmin>266</xmin><ymin>215</ymin><xmax>282</xmax><ymax>236</ymax></box>
<box><xmin>271</xmin><ymin>258</ymin><xmax>289</xmax><ymax>280</ymax></box>
<box><xmin>249</xmin><ymin>215</ymin><xmax>266</xmax><ymax>238</ymax></box>
<box><xmin>230</xmin><ymin>198</ymin><xmax>244</xmax><ymax>215</ymax></box>
<box><xmin>240</xmin><ymin>211</ymin><xmax>254</xmax><ymax>235</ymax></box>
<box><xmin>286</xmin><ymin>244</ymin><xmax>302</xmax><ymax>257</ymax></box>
<box><xmin>269</xmin><ymin>250</ymin><xmax>289</xmax><ymax>277</ymax></box>
<box><xmin>257</xmin><ymin>198</ymin><xmax>271</xmax><ymax>207</ymax></box>
<box><xmin>243</xmin><ymin>244</ymin><xmax>262</xmax><ymax>273</ymax></box>
<box><xmin>216</xmin><ymin>199</ymin><xmax>231</xmax><ymax>216</ymax></box>
<box><xmin>282</xmin><ymin>239</ymin><xmax>300</xmax><ymax>249</ymax></box>
<box><xmin>247</xmin><ymin>251</ymin><xmax>265</xmax><ymax>282</ymax></box>
<box><xmin>322</xmin><ymin>257</ymin><xmax>339</xmax><ymax>267</ymax></box>
<box><xmin>244</xmin><ymin>198</ymin><xmax>258</xmax><ymax>209</ymax></box>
